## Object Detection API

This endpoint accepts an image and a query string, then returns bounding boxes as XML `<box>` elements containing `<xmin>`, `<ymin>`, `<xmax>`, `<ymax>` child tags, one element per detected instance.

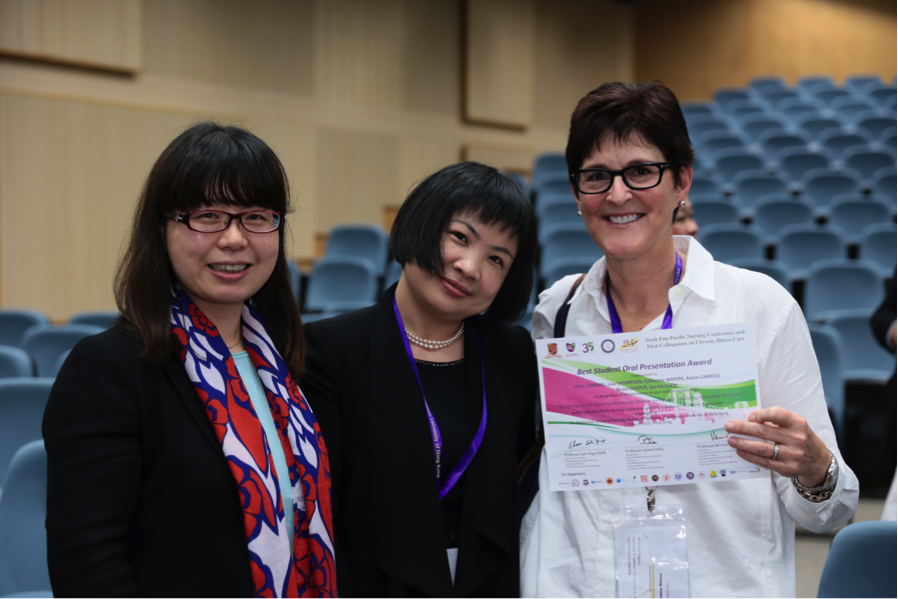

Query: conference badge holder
<box><xmin>612</xmin><ymin>505</ymin><xmax>689</xmax><ymax>598</ymax></box>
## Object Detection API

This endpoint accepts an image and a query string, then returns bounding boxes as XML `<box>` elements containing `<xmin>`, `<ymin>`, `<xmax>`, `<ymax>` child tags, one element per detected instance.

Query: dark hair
<box><xmin>114</xmin><ymin>121</ymin><xmax>305</xmax><ymax>373</ymax></box>
<box><xmin>390</xmin><ymin>161</ymin><xmax>536</xmax><ymax>324</ymax></box>
<box><xmin>566</xmin><ymin>81</ymin><xmax>694</xmax><ymax>187</ymax></box>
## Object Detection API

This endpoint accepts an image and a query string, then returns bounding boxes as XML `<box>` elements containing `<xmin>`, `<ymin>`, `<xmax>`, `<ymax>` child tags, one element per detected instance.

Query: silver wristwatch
<box><xmin>791</xmin><ymin>450</ymin><xmax>838</xmax><ymax>503</ymax></box>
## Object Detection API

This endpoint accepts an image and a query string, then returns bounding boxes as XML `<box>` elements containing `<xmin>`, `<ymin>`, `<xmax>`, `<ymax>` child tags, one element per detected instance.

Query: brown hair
<box><xmin>114</xmin><ymin>121</ymin><xmax>305</xmax><ymax>373</ymax></box>
<box><xmin>566</xmin><ymin>81</ymin><xmax>695</xmax><ymax>187</ymax></box>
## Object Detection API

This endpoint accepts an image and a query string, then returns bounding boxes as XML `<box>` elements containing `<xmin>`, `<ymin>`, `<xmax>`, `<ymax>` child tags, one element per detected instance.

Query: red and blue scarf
<box><xmin>171</xmin><ymin>288</ymin><xmax>336</xmax><ymax>597</ymax></box>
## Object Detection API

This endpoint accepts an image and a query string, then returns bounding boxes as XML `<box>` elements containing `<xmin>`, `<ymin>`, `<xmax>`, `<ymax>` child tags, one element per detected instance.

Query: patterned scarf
<box><xmin>171</xmin><ymin>288</ymin><xmax>337</xmax><ymax>597</ymax></box>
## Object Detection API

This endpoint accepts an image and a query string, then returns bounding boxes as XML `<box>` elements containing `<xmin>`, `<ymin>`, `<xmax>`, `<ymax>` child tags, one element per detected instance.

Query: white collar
<box><xmin>578</xmin><ymin>235</ymin><xmax>717</xmax><ymax>305</ymax></box>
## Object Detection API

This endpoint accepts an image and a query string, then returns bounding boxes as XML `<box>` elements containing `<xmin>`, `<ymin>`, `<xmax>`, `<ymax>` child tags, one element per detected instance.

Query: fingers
<box><xmin>747</xmin><ymin>406</ymin><xmax>804</xmax><ymax>428</ymax></box>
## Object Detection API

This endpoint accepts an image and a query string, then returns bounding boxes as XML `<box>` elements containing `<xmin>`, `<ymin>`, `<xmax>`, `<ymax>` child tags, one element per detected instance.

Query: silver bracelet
<box><xmin>791</xmin><ymin>450</ymin><xmax>838</xmax><ymax>503</ymax></box>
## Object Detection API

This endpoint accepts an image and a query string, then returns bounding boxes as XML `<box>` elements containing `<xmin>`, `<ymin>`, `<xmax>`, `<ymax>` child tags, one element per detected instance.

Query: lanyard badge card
<box><xmin>612</xmin><ymin>506</ymin><xmax>689</xmax><ymax>598</ymax></box>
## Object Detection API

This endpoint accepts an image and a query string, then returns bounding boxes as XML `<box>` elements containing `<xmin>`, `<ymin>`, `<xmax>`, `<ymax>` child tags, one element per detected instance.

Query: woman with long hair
<box><xmin>43</xmin><ymin>122</ymin><xmax>336</xmax><ymax>597</ymax></box>
<box><xmin>301</xmin><ymin>162</ymin><xmax>539</xmax><ymax>597</ymax></box>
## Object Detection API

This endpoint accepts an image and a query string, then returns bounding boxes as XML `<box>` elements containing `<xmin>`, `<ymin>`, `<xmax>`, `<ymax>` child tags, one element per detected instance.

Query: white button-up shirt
<box><xmin>521</xmin><ymin>236</ymin><xmax>859</xmax><ymax>598</ymax></box>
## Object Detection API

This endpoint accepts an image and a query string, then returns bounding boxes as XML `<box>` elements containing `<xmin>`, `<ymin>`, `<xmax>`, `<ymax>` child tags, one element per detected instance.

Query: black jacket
<box><xmin>42</xmin><ymin>327</ymin><xmax>255</xmax><ymax>597</ymax></box>
<box><xmin>301</xmin><ymin>288</ymin><xmax>537</xmax><ymax>597</ymax></box>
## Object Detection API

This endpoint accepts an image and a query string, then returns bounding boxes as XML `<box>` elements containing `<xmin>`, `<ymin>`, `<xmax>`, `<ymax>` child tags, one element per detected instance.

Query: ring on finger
<box><xmin>771</xmin><ymin>442</ymin><xmax>779</xmax><ymax>461</ymax></box>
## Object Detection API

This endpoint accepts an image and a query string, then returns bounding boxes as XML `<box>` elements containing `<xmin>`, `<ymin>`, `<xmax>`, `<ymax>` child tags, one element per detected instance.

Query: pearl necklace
<box><xmin>405</xmin><ymin>322</ymin><xmax>465</xmax><ymax>350</ymax></box>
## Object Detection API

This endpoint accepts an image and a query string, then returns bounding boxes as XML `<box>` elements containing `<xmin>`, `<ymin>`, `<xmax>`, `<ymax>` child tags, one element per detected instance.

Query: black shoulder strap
<box><xmin>553</xmin><ymin>273</ymin><xmax>587</xmax><ymax>338</ymax></box>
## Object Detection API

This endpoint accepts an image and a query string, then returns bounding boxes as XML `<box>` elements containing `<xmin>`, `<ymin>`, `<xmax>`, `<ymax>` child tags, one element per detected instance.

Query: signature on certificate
<box><xmin>637</xmin><ymin>435</ymin><xmax>657</xmax><ymax>445</ymax></box>
<box><xmin>709</xmin><ymin>430</ymin><xmax>731</xmax><ymax>441</ymax></box>
<box><xmin>568</xmin><ymin>437</ymin><xmax>606</xmax><ymax>450</ymax></box>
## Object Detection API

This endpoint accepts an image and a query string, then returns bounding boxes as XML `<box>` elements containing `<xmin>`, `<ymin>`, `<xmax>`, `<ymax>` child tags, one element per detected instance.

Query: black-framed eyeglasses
<box><xmin>162</xmin><ymin>209</ymin><xmax>283</xmax><ymax>233</ymax></box>
<box><xmin>570</xmin><ymin>162</ymin><xmax>680</xmax><ymax>195</ymax></box>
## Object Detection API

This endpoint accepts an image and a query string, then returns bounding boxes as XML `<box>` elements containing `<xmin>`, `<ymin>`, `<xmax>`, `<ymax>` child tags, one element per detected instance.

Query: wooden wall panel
<box><xmin>144</xmin><ymin>0</ymin><xmax>313</xmax><ymax>95</ymax></box>
<box><xmin>400</xmin><ymin>0</ymin><xmax>460</xmax><ymax>115</ymax></box>
<box><xmin>0</xmin><ymin>94</ymin><xmax>200</xmax><ymax>319</ymax></box>
<box><xmin>464</xmin><ymin>0</ymin><xmax>536</xmax><ymax>128</ymax></box>
<box><xmin>0</xmin><ymin>0</ymin><xmax>142</xmax><ymax>72</ymax></box>
<box><xmin>315</xmin><ymin>128</ymin><xmax>401</xmax><ymax>232</ymax></box>
<box><xmin>635</xmin><ymin>0</ymin><xmax>897</xmax><ymax>101</ymax></box>
<box><xmin>533</xmin><ymin>0</ymin><xmax>634</xmax><ymax>130</ymax></box>
<box><xmin>313</xmin><ymin>0</ymin><xmax>404</xmax><ymax>108</ymax></box>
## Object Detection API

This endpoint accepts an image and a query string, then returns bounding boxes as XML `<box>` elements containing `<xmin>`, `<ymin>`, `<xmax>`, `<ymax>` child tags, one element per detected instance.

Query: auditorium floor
<box><xmin>795</xmin><ymin>498</ymin><xmax>886</xmax><ymax>598</ymax></box>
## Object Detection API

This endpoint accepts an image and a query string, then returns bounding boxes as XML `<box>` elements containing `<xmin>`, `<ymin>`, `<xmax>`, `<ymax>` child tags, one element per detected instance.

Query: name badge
<box><xmin>612</xmin><ymin>506</ymin><xmax>689</xmax><ymax>598</ymax></box>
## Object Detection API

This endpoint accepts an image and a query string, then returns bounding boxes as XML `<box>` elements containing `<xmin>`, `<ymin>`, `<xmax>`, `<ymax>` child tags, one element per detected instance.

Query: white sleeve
<box><xmin>758</xmin><ymin>300</ymin><xmax>859</xmax><ymax>532</ymax></box>
<box><xmin>531</xmin><ymin>275</ymin><xmax>583</xmax><ymax>342</ymax></box>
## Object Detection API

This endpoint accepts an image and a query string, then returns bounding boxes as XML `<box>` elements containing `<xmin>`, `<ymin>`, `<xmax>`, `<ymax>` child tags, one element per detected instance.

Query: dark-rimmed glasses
<box><xmin>570</xmin><ymin>162</ymin><xmax>680</xmax><ymax>195</ymax></box>
<box><xmin>162</xmin><ymin>209</ymin><xmax>283</xmax><ymax>233</ymax></box>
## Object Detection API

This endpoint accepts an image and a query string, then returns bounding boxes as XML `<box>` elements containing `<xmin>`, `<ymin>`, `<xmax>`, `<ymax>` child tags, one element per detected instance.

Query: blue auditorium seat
<box><xmin>0</xmin><ymin>310</ymin><xmax>50</xmax><ymax>349</ymax></box>
<box><xmin>774</xmin><ymin>224</ymin><xmax>846</xmax><ymax>278</ymax></box>
<box><xmin>775</xmin><ymin>98</ymin><xmax>822</xmax><ymax>121</ymax></box>
<box><xmin>872</xmin><ymin>166</ymin><xmax>896</xmax><ymax>199</ymax></box>
<box><xmin>728</xmin><ymin>258</ymin><xmax>791</xmax><ymax>290</ymax></box>
<box><xmin>827</xmin><ymin>199</ymin><xmax>891</xmax><ymax>244</ymax></box>
<box><xmin>0</xmin><ymin>440</ymin><xmax>52</xmax><ymax>597</ymax></box>
<box><xmin>813</xmin><ymin>88</ymin><xmax>852</xmax><ymax>107</ymax></box>
<box><xmin>690</xmin><ymin>177</ymin><xmax>722</xmax><ymax>197</ymax></box>
<box><xmin>69</xmin><ymin>310</ymin><xmax>119</xmax><ymax>329</ymax></box>
<box><xmin>535</xmin><ymin>191</ymin><xmax>577</xmax><ymax>217</ymax></box>
<box><xmin>776</xmin><ymin>149</ymin><xmax>831</xmax><ymax>183</ymax></box>
<box><xmin>803</xmin><ymin>259</ymin><xmax>883</xmax><ymax>322</ymax></box>
<box><xmin>830</xmin><ymin>95</ymin><xmax>879</xmax><ymax>121</ymax></box>
<box><xmin>807</xmin><ymin>324</ymin><xmax>845</xmax><ymax>443</ymax></box>
<box><xmin>722</xmin><ymin>99</ymin><xmax>770</xmax><ymax>119</ymax></box>
<box><xmin>844</xmin><ymin>75</ymin><xmax>884</xmax><ymax>95</ymax></box>
<box><xmin>695</xmin><ymin>131</ymin><xmax>747</xmax><ymax>157</ymax></box>
<box><xmin>801</xmin><ymin>168</ymin><xmax>862</xmax><ymax>216</ymax></box>
<box><xmin>687</xmin><ymin>115</ymin><xmax>732</xmax><ymax>140</ymax></box>
<box><xmin>681</xmin><ymin>102</ymin><xmax>716</xmax><ymax>120</ymax></box>
<box><xmin>0</xmin><ymin>347</ymin><xmax>34</xmax><ymax>378</ymax></box>
<box><xmin>691</xmin><ymin>201</ymin><xmax>739</xmax><ymax>228</ymax></box>
<box><xmin>818</xmin><ymin>521</ymin><xmax>897</xmax><ymax>599</ymax></box>
<box><xmin>753</xmin><ymin>198</ymin><xmax>814</xmax><ymax>242</ymax></box>
<box><xmin>795</xmin><ymin>114</ymin><xmax>845</xmax><ymax>139</ymax></box>
<box><xmin>758</xmin><ymin>90</ymin><xmax>799</xmax><ymax>106</ymax></box>
<box><xmin>856</xmin><ymin>115</ymin><xmax>898</xmax><ymax>141</ymax></box>
<box><xmin>325</xmin><ymin>224</ymin><xmax>390</xmax><ymax>275</ymax></box>
<box><xmin>0</xmin><ymin>379</ymin><xmax>53</xmax><ymax>488</ymax></box>
<box><xmin>731</xmin><ymin>173</ymin><xmax>789</xmax><ymax>215</ymax></box>
<box><xmin>698</xmin><ymin>224</ymin><xmax>764</xmax><ymax>264</ymax></box>
<box><xmin>303</xmin><ymin>257</ymin><xmax>379</xmax><ymax>313</ymax></box>
<box><xmin>543</xmin><ymin>257</ymin><xmax>597</xmax><ymax>289</ymax></box>
<box><xmin>748</xmin><ymin>76</ymin><xmax>787</xmax><ymax>96</ymax></box>
<box><xmin>760</xmin><ymin>132</ymin><xmax>811</xmax><ymax>161</ymax></box>
<box><xmin>796</xmin><ymin>76</ymin><xmax>835</xmax><ymax>95</ymax></box>
<box><xmin>827</xmin><ymin>309</ymin><xmax>894</xmax><ymax>383</ymax></box>
<box><xmin>20</xmin><ymin>324</ymin><xmax>105</xmax><ymax>378</ymax></box>
<box><xmin>843</xmin><ymin>148</ymin><xmax>896</xmax><ymax>180</ymax></box>
<box><xmin>534</xmin><ymin>177</ymin><xmax>573</xmax><ymax>199</ymax></box>
<box><xmin>712</xmin><ymin>149</ymin><xmax>765</xmax><ymax>182</ymax></box>
<box><xmin>859</xmin><ymin>223</ymin><xmax>897</xmax><ymax>276</ymax></box>
<box><xmin>532</xmin><ymin>153</ymin><xmax>568</xmax><ymax>188</ymax></box>
<box><xmin>737</xmin><ymin>114</ymin><xmax>786</xmax><ymax>142</ymax></box>
<box><xmin>868</xmin><ymin>87</ymin><xmax>898</xmax><ymax>107</ymax></box>
<box><xmin>538</xmin><ymin>204</ymin><xmax>586</xmax><ymax>244</ymax></box>
<box><xmin>540</xmin><ymin>227</ymin><xmax>603</xmax><ymax>281</ymax></box>
<box><xmin>819</xmin><ymin>130</ymin><xmax>871</xmax><ymax>158</ymax></box>
<box><xmin>714</xmin><ymin>89</ymin><xmax>752</xmax><ymax>109</ymax></box>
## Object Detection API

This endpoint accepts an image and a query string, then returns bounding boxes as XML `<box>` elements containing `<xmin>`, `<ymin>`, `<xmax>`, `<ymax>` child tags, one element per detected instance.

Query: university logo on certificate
<box><xmin>536</xmin><ymin>323</ymin><xmax>767</xmax><ymax>491</ymax></box>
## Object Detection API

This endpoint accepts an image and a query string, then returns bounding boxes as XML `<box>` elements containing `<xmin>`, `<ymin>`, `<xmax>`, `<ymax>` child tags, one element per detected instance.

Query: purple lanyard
<box><xmin>393</xmin><ymin>298</ymin><xmax>488</xmax><ymax>500</ymax></box>
<box><xmin>606</xmin><ymin>252</ymin><xmax>684</xmax><ymax>334</ymax></box>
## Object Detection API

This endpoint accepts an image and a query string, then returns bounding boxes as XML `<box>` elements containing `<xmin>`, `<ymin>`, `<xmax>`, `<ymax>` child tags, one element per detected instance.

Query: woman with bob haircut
<box><xmin>519</xmin><ymin>82</ymin><xmax>858</xmax><ymax>597</ymax></box>
<box><xmin>43</xmin><ymin>122</ymin><xmax>336</xmax><ymax>597</ymax></box>
<box><xmin>301</xmin><ymin>161</ymin><xmax>539</xmax><ymax>597</ymax></box>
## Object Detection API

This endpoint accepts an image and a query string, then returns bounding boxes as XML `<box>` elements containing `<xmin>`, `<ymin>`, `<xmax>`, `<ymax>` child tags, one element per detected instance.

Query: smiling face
<box><xmin>401</xmin><ymin>212</ymin><xmax>518</xmax><ymax>323</ymax></box>
<box><xmin>165</xmin><ymin>202</ymin><xmax>279</xmax><ymax>321</ymax></box>
<box><xmin>575</xmin><ymin>134</ymin><xmax>692</xmax><ymax>264</ymax></box>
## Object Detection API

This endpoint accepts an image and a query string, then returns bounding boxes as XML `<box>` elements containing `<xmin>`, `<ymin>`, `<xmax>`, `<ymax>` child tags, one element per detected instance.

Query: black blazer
<box><xmin>301</xmin><ymin>287</ymin><xmax>537</xmax><ymax>597</ymax></box>
<box><xmin>42</xmin><ymin>327</ymin><xmax>255</xmax><ymax>597</ymax></box>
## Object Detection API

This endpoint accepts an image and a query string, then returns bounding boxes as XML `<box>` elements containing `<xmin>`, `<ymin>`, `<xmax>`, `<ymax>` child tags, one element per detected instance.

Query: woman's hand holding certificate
<box><xmin>724</xmin><ymin>407</ymin><xmax>833</xmax><ymax>487</ymax></box>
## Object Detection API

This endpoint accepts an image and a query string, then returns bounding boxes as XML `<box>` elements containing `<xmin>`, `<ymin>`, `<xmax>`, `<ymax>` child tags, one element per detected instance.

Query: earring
<box><xmin>577</xmin><ymin>210</ymin><xmax>582</xmax><ymax>217</ymax></box>
<box><xmin>679</xmin><ymin>200</ymin><xmax>686</xmax><ymax>208</ymax></box>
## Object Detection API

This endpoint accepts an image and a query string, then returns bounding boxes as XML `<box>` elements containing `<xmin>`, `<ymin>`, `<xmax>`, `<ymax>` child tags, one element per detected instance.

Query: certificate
<box><xmin>537</xmin><ymin>323</ymin><xmax>766</xmax><ymax>491</ymax></box>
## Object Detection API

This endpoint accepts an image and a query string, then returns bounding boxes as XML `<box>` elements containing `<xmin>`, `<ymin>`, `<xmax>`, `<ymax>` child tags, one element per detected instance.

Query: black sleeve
<box><xmin>512</xmin><ymin>326</ymin><xmax>539</xmax><ymax>463</ymax></box>
<box><xmin>42</xmin><ymin>334</ymin><xmax>143</xmax><ymax>597</ymax></box>
<box><xmin>871</xmin><ymin>271</ymin><xmax>896</xmax><ymax>353</ymax></box>
<box><xmin>300</xmin><ymin>321</ymin><xmax>344</xmax><ymax>494</ymax></box>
